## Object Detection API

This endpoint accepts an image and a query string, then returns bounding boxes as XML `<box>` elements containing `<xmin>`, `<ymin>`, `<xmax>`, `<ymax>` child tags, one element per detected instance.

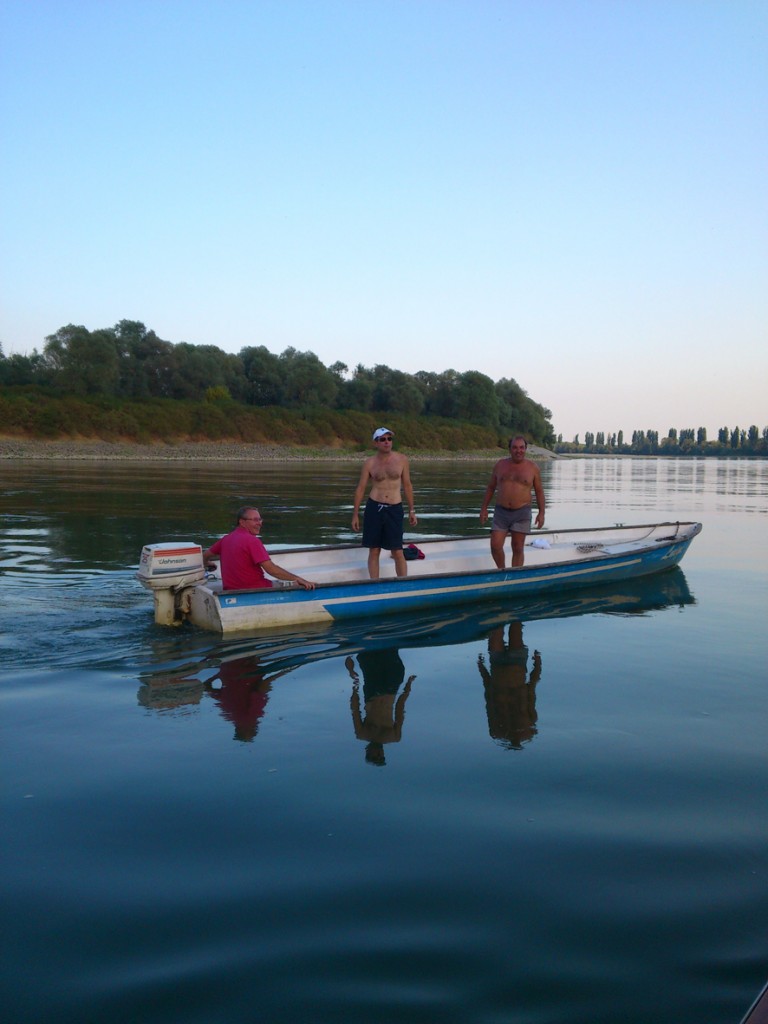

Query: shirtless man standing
<box><xmin>352</xmin><ymin>427</ymin><xmax>418</xmax><ymax>578</ymax></box>
<box><xmin>480</xmin><ymin>436</ymin><xmax>545</xmax><ymax>568</ymax></box>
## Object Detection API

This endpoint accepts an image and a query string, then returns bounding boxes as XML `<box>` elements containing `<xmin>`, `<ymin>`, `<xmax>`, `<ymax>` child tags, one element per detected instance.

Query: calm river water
<box><xmin>1</xmin><ymin>455</ymin><xmax>766</xmax><ymax>1024</ymax></box>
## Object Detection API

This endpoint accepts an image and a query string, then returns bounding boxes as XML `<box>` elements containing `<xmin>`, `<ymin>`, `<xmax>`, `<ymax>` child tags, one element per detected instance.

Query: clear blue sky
<box><xmin>1</xmin><ymin>0</ymin><xmax>765</xmax><ymax>440</ymax></box>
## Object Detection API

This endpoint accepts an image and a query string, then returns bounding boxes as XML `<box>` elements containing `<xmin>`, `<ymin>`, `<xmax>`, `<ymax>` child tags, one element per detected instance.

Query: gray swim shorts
<box><xmin>491</xmin><ymin>504</ymin><xmax>532</xmax><ymax>534</ymax></box>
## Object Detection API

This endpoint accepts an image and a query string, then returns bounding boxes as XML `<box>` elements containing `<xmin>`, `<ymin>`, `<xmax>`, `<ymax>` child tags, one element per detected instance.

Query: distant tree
<box><xmin>631</xmin><ymin>430</ymin><xmax>651</xmax><ymax>454</ymax></box>
<box><xmin>239</xmin><ymin>345</ymin><xmax>284</xmax><ymax>406</ymax></box>
<box><xmin>731</xmin><ymin>426</ymin><xmax>740</xmax><ymax>449</ymax></box>
<box><xmin>43</xmin><ymin>324</ymin><xmax>120</xmax><ymax>396</ymax></box>
<box><xmin>0</xmin><ymin>348</ymin><xmax>46</xmax><ymax>386</ymax></box>
<box><xmin>205</xmin><ymin>385</ymin><xmax>231</xmax><ymax>402</ymax></box>
<box><xmin>167</xmin><ymin>343</ymin><xmax>243</xmax><ymax>401</ymax></box>
<box><xmin>329</xmin><ymin>361</ymin><xmax>348</xmax><ymax>379</ymax></box>
<box><xmin>494</xmin><ymin>376</ymin><xmax>553</xmax><ymax>443</ymax></box>
<box><xmin>367</xmin><ymin>365</ymin><xmax>424</xmax><ymax>415</ymax></box>
<box><xmin>279</xmin><ymin>348</ymin><xmax>338</xmax><ymax>407</ymax></box>
<box><xmin>679</xmin><ymin>429</ymin><xmax>695</xmax><ymax>453</ymax></box>
<box><xmin>113</xmin><ymin>318</ymin><xmax>149</xmax><ymax>360</ymax></box>
<box><xmin>387</xmin><ymin>375</ymin><xmax>425</xmax><ymax>416</ymax></box>
<box><xmin>494</xmin><ymin>376</ymin><xmax>527</xmax><ymax>432</ymax></box>
<box><xmin>336</xmin><ymin>364</ymin><xmax>374</xmax><ymax>411</ymax></box>
<box><xmin>697</xmin><ymin>427</ymin><xmax>707</xmax><ymax>446</ymax></box>
<box><xmin>455</xmin><ymin>371</ymin><xmax>499</xmax><ymax>429</ymax></box>
<box><xmin>418</xmin><ymin>369</ymin><xmax>460</xmax><ymax>420</ymax></box>
<box><xmin>114</xmin><ymin>320</ymin><xmax>177</xmax><ymax>399</ymax></box>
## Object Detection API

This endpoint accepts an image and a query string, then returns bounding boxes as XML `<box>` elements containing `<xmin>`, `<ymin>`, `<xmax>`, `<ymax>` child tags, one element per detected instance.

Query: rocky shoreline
<box><xmin>0</xmin><ymin>437</ymin><xmax>559</xmax><ymax>462</ymax></box>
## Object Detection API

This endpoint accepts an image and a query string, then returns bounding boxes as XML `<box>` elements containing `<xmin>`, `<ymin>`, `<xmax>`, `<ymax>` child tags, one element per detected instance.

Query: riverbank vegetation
<box><xmin>554</xmin><ymin>426</ymin><xmax>767</xmax><ymax>457</ymax></box>
<box><xmin>0</xmin><ymin>320</ymin><xmax>553</xmax><ymax>449</ymax></box>
<box><xmin>1</xmin><ymin>320</ymin><xmax>764</xmax><ymax>455</ymax></box>
<box><xmin>0</xmin><ymin>389</ymin><xmax>502</xmax><ymax>451</ymax></box>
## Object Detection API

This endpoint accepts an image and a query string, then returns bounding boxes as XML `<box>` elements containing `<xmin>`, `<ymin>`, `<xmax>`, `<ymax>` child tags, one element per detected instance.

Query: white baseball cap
<box><xmin>372</xmin><ymin>427</ymin><xmax>394</xmax><ymax>440</ymax></box>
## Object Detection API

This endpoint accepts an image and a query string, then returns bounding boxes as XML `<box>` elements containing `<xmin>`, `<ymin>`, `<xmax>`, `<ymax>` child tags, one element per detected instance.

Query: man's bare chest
<box><xmin>497</xmin><ymin>463</ymin><xmax>533</xmax><ymax>487</ymax></box>
<box><xmin>371</xmin><ymin>458</ymin><xmax>402</xmax><ymax>483</ymax></box>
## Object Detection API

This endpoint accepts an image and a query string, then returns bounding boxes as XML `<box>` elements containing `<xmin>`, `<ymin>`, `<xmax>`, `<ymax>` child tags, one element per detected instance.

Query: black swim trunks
<box><xmin>361</xmin><ymin>498</ymin><xmax>404</xmax><ymax>551</ymax></box>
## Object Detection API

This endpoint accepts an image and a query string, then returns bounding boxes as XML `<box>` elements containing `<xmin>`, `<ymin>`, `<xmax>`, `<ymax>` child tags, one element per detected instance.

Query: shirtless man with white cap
<box><xmin>352</xmin><ymin>427</ymin><xmax>418</xmax><ymax>579</ymax></box>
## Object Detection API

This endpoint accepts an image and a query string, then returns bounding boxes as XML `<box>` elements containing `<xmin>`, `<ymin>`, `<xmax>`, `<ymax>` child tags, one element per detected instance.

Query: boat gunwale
<box><xmin>258</xmin><ymin>521</ymin><xmax>698</xmax><ymax>559</ymax></box>
<box><xmin>207</xmin><ymin>523</ymin><xmax>701</xmax><ymax>601</ymax></box>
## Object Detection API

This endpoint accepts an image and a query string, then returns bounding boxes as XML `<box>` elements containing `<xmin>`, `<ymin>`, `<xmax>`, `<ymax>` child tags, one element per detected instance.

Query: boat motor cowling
<box><xmin>137</xmin><ymin>543</ymin><xmax>207</xmax><ymax>625</ymax></box>
<box><xmin>137</xmin><ymin>542</ymin><xmax>206</xmax><ymax>590</ymax></box>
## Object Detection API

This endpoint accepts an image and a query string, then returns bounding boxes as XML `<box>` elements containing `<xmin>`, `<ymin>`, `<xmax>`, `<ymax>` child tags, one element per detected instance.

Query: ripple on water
<box><xmin>2</xmin><ymin>568</ymin><xmax>164</xmax><ymax>671</ymax></box>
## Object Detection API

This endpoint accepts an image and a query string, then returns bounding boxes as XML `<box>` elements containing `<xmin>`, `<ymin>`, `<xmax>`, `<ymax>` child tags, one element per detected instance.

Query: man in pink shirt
<box><xmin>203</xmin><ymin>506</ymin><xmax>315</xmax><ymax>591</ymax></box>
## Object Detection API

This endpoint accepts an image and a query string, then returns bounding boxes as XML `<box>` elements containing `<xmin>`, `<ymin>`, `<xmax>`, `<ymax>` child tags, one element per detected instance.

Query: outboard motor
<box><xmin>137</xmin><ymin>542</ymin><xmax>207</xmax><ymax>626</ymax></box>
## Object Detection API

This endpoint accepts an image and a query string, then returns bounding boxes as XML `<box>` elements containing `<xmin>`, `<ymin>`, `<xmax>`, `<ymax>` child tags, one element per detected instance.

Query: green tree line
<box><xmin>555</xmin><ymin>425</ymin><xmax>768</xmax><ymax>456</ymax></box>
<box><xmin>0</xmin><ymin>319</ymin><xmax>554</xmax><ymax>446</ymax></box>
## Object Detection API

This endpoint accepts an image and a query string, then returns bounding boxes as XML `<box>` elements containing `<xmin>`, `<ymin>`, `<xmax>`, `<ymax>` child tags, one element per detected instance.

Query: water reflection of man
<box><xmin>346</xmin><ymin>650</ymin><xmax>416</xmax><ymax>766</ymax></box>
<box><xmin>205</xmin><ymin>656</ymin><xmax>289</xmax><ymax>743</ymax></box>
<box><xmin>477</xmin><ymin>621</ymin><xmax>541</xmax><ymax>750</ymax></box>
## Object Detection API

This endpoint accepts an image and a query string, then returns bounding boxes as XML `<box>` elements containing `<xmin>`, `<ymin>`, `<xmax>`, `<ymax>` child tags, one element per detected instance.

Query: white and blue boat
<box><xmin>137</xmin><ymin>521</ymin><xmax>702</xmax><ymax>635</ymax></box>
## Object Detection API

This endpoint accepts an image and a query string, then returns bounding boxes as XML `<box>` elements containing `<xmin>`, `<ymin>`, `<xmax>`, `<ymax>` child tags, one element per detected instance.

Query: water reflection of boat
<box><xmin>137</xmin><ymin>569</ymin><xmax>695</xmax><ymax>712</ymax></box>
<box><xmin>137</xmin><ymin>676</ymin><xmax>205</xmax><ymax>711</ymax></box>
<box><xmin>740</xmin><ymin>979</ymin><xmax>768</xmax><ymax>1024</ymax></box>
<box><xmin>137</xmin><ymin>521</ymin><xmax>701</xmax><ymax>632</ymax></box>
<box><xmin>222</xmin><ymin>566</ymin><xmax>695</xmax><ymax>669</ymax></box>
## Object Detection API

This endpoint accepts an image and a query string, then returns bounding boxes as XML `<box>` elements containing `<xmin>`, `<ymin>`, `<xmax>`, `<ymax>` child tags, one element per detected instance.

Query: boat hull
<box><xmin>180</xmin><ymin>522</ymin><xmax>702</xmax><ymax>634</ymax></box>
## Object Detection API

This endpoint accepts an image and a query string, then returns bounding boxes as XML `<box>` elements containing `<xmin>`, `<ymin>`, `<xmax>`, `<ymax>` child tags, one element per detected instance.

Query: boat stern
<box><xmin>136</xmin><ymin>542</ymin><xmax>207</xmax><ymax>626</ymax></box>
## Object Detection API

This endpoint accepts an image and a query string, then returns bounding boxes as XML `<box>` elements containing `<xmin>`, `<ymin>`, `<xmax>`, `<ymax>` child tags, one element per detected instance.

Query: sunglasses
<box><xmin>377</xmin><ymin>435</ymin><xmax>393</xmax><ymax>442</ymax></box>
